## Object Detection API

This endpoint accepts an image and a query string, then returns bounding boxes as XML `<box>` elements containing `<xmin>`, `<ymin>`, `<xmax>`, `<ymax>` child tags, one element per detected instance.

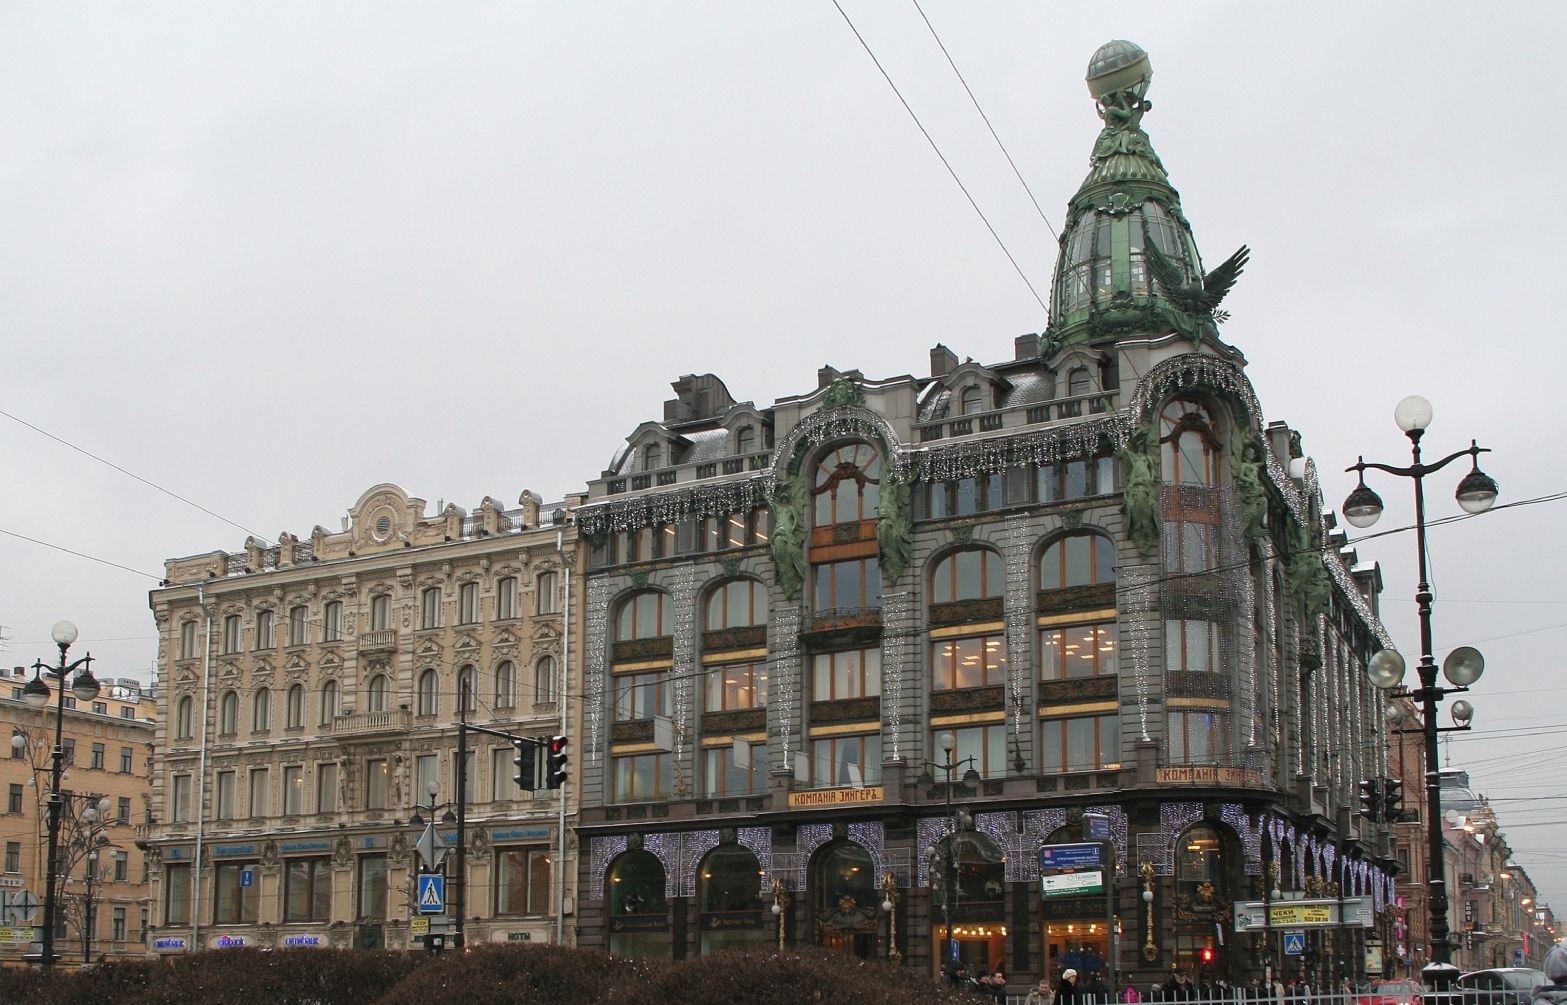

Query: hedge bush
<box><xmin>604</xmin><ymin>948</ymin><xmax>981</xmax><ymax>1005</ymax></box>
<box><xmin>370</xmin><ymin>942</ymin><xmax>660</xmax><ymax>1005</ymax></box>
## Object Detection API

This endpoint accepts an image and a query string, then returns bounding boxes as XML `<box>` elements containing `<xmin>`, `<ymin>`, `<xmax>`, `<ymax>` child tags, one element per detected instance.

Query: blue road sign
<box><xmin>417</xmin><ymin>874</ymin><xmax>446</xmax><ymax>915</ymax></box>
<box><xmin>1084</xmin><ymin>813</ymin><xmax>1111</xmax><ymax>841</ymax></box>
<box><xmin>1039</xmin><ymin>843</ymin><xmax>1103</xmax><ymax>870</ymax></box>
<box><xmin>1283</xmin><ymin>932</ymin><xmax>1306</xmax><ymax>956</ymax></box>
<box><xmin>239</xmin><ymin>869</ymin><xmax>254</xmax><ymax>889</ymax></box>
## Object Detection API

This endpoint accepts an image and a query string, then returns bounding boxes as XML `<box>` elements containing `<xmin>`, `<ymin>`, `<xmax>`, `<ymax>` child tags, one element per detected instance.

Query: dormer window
<box><xmin>736</xmin><ymin>426</ymin><xmax>755</xmax><ymax>455</ymax></box>
<box><xmin>643</xmin><ymin>443</ymin><xmax>662</xmax><ymax>471</ymax></box>
<box><xmin>960</xmin><ymin>386</ymin><xmax>983</xmax><ymax>415</ymax></box>
<box><xmin>1068</xmin><ymin>368</ymin><xmax>1092</xmax><ymax>397</ymax></box>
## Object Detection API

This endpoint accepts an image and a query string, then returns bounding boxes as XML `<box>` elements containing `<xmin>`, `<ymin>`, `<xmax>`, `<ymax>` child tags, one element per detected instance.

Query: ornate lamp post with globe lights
<box><xmin>18</xmin><ymin>621</ymin><xmax>102</xmax><ymax>970</ymax></box>
<box><xmin>1340</xmin><ymin>396</ymin><xmax>1498</xmax><ymax>986</ymax></box>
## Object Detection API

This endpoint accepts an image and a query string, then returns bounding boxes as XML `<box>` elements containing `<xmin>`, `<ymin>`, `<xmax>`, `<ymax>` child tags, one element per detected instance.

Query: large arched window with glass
<box><xmin>607</xmin><ymin>850</ymin><xmax>670</xmax><ymax>958</ymax></box>
<box><xmin>1160</xmin><ymin>400</ymin><xmax>1220</xmax><ymax>486</ymax></box>
<box><xmin>1040</xmin><ymin>532</ymin><xmax>1116</xmax><ymax>592</ymax></box>
<box><xmin>366</xmin><ymin>674</ymin><xmax>389</xmax><ymax>714</ymax></box>
<box><xmin>931</xmin><ymin>547</ymin><xmax>1003</xmax><ymax>605</ymax></box>
<box><xmin>931</xmin><ymin>831</ymin><xmax>1008</xmax><ymax>975</ymax></box>
<box><xmin>416</xmin><ymin>669</ymin><xmax>439</xmax><ymax>717</ymax></box>
<box><xmin>812</xmin><ymin>442</ymin><xmax>880</xmax><ymax>527</ymax></box>
<box><xmin>705</xmin><ymin>579</ymin><xmax>766</xmax><ymax>630</ymax></box>
<box><xmin>809</xmin><ymin>841</ymin><xmax>878</xmax><ymax>957</ymax></box>
<box><xmin>697</xmin><ymin>844</ymin><xmax>767</xmax><ymax>954</ymax></box>
<box><xmin>616</xmin><ymin>591</ymin><xmax>672</xmax><ymax>642</ymax></box>
<box><xmin>1173</xmin><ymin>824</ymin><xmax>1229</xmax><ymax>972</ymax></box>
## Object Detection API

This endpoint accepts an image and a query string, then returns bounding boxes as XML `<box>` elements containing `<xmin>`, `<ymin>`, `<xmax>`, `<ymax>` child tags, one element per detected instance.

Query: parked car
<box><xmin>1361</xmin><ymin>981</ymin><xmax>1427</xmax><ymax>1005</ymax></box>
<box><xmin>1456</xmin><ymin>969</ymin><xmax>1548</xmax><ymax>1005</ymax></box>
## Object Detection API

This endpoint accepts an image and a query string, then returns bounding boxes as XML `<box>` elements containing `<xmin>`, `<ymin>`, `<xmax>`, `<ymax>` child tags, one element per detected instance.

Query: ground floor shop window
<box><xmin>496</xmin><ymin>847</ymin><xmax>552</xmax><ymax>916</ymax></box>
<box><xmin>285</xmin><ymin>857</ymin><xmax>332</xmax><ymax>922</ymax></box>
<box><xmin>214</xmin><ymin>860</ymin><xmax>260</xmax><ymax>925</ymax></box>
<box><xmin>607</xmin><ymin>849</ymin><xmax>670</xmax><ymax>958</ymax></box>
<box><xmin>697</xmin><ymin>843</ymin><xmax>768</xmax><ymax>954</ymax></box>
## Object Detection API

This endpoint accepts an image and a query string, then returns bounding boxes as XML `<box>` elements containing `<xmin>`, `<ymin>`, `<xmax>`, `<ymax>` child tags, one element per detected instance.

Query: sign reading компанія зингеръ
<box><xmin>787</xmin><ymin>786</ymin><xmax>883</xmax><ymax>808</ymax></box>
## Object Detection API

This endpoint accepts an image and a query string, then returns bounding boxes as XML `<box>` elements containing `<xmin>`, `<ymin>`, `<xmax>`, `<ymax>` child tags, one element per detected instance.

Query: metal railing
<box><xmin>993</xmin><ymin>989</ymin><xmax>1547</xmax><ymax>1005</ymax></box>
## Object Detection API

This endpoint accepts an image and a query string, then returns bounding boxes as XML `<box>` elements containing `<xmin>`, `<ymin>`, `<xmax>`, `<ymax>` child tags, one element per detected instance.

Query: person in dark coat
<box><xmin>1087</xmin><ymin>975</ymin><xmax>1111</xmax><ymax>1004</ymax></box>
<box><xmin>1535</xmin><ymin>944</ymin><xmax>1567</xmax><ymax>1005</ymax></box>
<box><xmin>1164</xmin><ymin>969</ymin><xmax>1197</xmax><ymax>1003</ymax></box>
<box><xmin>1057</xmin><ymin>968</ymin><xmax>1083</xmax><ymax>1005</ymax></box>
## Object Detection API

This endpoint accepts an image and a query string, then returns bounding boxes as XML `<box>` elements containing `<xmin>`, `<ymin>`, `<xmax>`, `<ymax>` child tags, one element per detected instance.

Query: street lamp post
<box><xmin>917</xmin><ymin>732</ymin><xmax>982</xmax><ymax>974</ymax></box>
<box><xmin>1341</xmin><ymin>396</ymin><xmax>1498</xmax><ymax>988</ymax></box>
<box><xmin>21</xmin><ymin>620</ymin><xmax>102</xmax><ymax>971</ymax></box>
<box><xmin>77</xmin><ymin>796</ymin><xmax>112</xmax><ymax>964</ymax></box>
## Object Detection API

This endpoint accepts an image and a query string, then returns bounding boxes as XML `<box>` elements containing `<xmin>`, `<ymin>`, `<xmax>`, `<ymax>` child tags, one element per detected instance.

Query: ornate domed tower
<box><xmin>1046</xmin><ymin>41</ymin><xmax>1249</xmax><ymax>354</ymax></box>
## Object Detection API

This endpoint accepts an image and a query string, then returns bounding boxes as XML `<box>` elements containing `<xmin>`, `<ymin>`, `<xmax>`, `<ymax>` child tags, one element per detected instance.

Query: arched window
<box><xmin>705</xmin><ymin>579</ymin><xmax>766</xmax><ymax>630</ymax></box>
<box><xmin>457</xmin><ymin>666</ymin><xmax>476</xmax><ymax>713</ymax></box>
<box><xmin>1173</xmin><ymin>824</ymin><xmax>1227</xmax><ymax>971</ymax></box>
<box><xmin>420</xmin><ymin>587</ymin><xmax>443</xmax><ymax>630</ymax></box>
<box><xmin>495</xmin><ymin>661</ymin><xmax>517</xmax><ymax>709</ymax></box>
<box><xmin>252</xmin><ymin>689</ymin><xmax>272</xmax><ymax>732</ymax></box>
<box><xmin>1159</xmin><ymin>400</ymin><xmax>1219</xmax><ymax>485</ymax></box>
<box><xmin>697</xmin><ymin>845</ymin><xmax>767</xmax><ymax>953</ymax></box>
<box><xmin>643</xmin><ymin>443</ymin><xmax>662</xmax><ymax>471</ymax></box>
<box><xmin>1068</xmin><ymin>367</ymin><xmax>1092</xmax><ymax>397</ymax></box>
<box><xmin>366</xmin><ymin>674</ymin><xmax>389</xmax><ymax>714</ymax></box>
<box><xmin>960</xmin><ymin>385</ymin><xmax>983</xmax><ymax>415</ymax></box>
<box><xmin>218</xmin><ymin>691</ymin><xmax>237</xmax><ymax>736</ymax></box>
<box><xmin>285</xmin><ymin>684</ymin><xmax>304</xmax><ymax>729</ymax></box>
<box><xmin>417</xmin><ymin>670</ymin><xmax>439</xmax><ymax>717</ymax></box>
<box><xmin>176</xmin><ymin>695</ymin><xmax>195</xmax><ymax>740</ymax></box>
<box><xmin>1040</xmin><ymin>533</ymin><xmax>1116</xmax><ymax>591</ymax></box>
<box><xmin>736</xmin><ymin>426</ymin><xmax>756</xmax><ymax>455</ymax></box>
<box><xmin>607</xmin><ymin>850</ymin><xmax>670</xmax><ymax>958</ymax></box>
<box><xmin>319</xmin><ymin>680</ymin><xmax>339</xmax><ymax>725</ymax></box>
<box><xmin>615</xmin><ymin>591</ymin><xmax>672</xmax><ymax>641</ymax></box>
<box><xmin>809</xmin><ymin>842</ymin><xmax>877</xmax><ymax>956</ymax></box>
<box><xmin>534</xmin><ymin>656</ymin><xmax>557</xmax><ymax>704</ymax></box>
<box><xmin>812</xmin><ymin>442</ymin><xmax>881</xmax><ymax>527</ymax></box>
<box><xmin>932</xmin><ymin>831</ymin><xmax>1007</xmax><ymax>911</ymax></box>
<box><xmin>931</xmin><ymin>547</ymin><xmax>1003</xmax><ymax>604</ymax></box>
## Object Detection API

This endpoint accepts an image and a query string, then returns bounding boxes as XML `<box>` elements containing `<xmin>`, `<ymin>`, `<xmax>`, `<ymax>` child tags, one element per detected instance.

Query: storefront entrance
<box><xmin>1044</xmin><ymin>920</ymin><xmax>1110</xmax><ymax>982</ymax></box>
<box><xmin>810</xmin><ymin>841</ymin><xmax>878</xmax><ymax>958</ymax></box>
<box><xmin>607</xmin><ymin>849</ymin><xmax>671</xmax><ymax>958</ymax></box>
<box><xmin>697</xmin><ymin>843</ymin><xmax>769</xmax><ymax>954</ymax></box>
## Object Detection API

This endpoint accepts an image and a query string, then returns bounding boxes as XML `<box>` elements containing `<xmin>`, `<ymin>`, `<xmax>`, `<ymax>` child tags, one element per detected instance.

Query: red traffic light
<box><xmin>1198</xmin><ymin>948</ymin><xmax>1214</xmax><ymax>964</ymax></box>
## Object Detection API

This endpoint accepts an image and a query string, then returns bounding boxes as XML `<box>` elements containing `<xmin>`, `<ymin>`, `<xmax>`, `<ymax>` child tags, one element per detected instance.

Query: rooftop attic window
<box><xmin>643</xmin><ymin>443</ymin><xmax>662</xmax><ymax>471</ymax></box>
<box><xmin>960</xmin><ymin>386</ymin><xmax>982</xmax><ymax>415</ymax></box>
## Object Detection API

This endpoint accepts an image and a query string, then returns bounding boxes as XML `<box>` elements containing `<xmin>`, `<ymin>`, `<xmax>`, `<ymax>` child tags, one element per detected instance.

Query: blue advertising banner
<box><xmin>1039</xmin><ymin>843</ymin><xmax>1103</xmax><ymax>870</ymax></box>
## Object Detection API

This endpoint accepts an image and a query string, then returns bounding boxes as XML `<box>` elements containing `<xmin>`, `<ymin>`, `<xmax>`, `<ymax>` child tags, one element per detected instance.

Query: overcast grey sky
<box><xmin>2</xmin><ymin>3</ymin><xmax>1564</xmax><ymax>903</ymax></box>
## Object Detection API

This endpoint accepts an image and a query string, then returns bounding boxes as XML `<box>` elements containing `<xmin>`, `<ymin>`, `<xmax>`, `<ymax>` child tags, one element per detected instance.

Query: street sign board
<box><xmin>1284</xmin><ymin>932</ymin><xmax>1306</xmax><ymax>956</ymax></box>
<box><xmin>1041</xmin><ymin>870</ymin><xmax>1105</xmax><ymax>896</ymax></box>
<box><xmin>1233</xmin><ymin>897</ymin><xmax>1373</xmax><ymax>930</ymax></box>
<box><xmin>1039</xmin><ymin>843</ymin><xmax>1103</xmax><ymax>870</ymax></box>
<box><xmin>410</xmin><ymin>917</ymin><xmax>430</xmax><ymax>935</ymax></box>
<box><xmin>240</xmin><ymin>869</ymin><xmax>255</xmax><ymax>889</ymax></box>
<box><xmin>1083</xmin><ymin>813</ymin><xmax>1111</xmax><ymax>841</ymax></box>
<box><xmin>2</xmin><ymin>891</ymin><xmax>40</xmax><ymax>926</ymax></box>
<box><xmin>417</xmin><ymin>874</ymin><xmax>446</xmax><ymax>914</ymax></box>
<box><xmin>416</xmin><ymin>821</ymin><xmax>446</xmax><ymax>872</ymax></box>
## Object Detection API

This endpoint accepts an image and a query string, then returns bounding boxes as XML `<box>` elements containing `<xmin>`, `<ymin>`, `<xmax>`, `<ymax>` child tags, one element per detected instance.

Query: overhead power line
<box><xmin>0</xmin><ymin>526</ymin><xmax>162</xmax><ymax>581</ymax></box>
<box><xmin>909</xmin><ymin>0</ymin><xmax>1057</xmax><ymax>240</ymax></box>
<box><xmin>0</xmin><ymin>406</ymin><xmax>269</xmax><ymax>545</ymax></box>
<box><xmin>828</xmin><ymin>0</ymin><xmax>1050</xmax><ymax>315</ymax></box>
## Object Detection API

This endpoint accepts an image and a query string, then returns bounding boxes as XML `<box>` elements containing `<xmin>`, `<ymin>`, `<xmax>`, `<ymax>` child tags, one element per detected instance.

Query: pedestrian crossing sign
<box><xmin>1283</xmin><ymin>932</ymin><xmax>1305</xmax><ymax>956</ymax></box>
<box><xmin>417</xmin><ymin>874</ymin><xmax>445</xmax><ymax>914</ymax></box>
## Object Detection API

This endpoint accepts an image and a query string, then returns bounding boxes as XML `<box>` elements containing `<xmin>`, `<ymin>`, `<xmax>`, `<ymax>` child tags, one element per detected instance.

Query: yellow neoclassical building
<box><xmin>144</xmin><ymin>484</ymin><xmax>582</xmax><ymax>954</ymax></box>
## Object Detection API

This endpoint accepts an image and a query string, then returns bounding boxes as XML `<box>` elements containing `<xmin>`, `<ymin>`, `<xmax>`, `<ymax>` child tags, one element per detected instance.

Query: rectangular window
<box><xmin>117</xmin><ymin>795</ymin><xmax>131</xmax><ymax>822</ymax></box>
<box><xmin>317</xmin><ymin>762</ymin><xmax>338</xmax><ymax>813</ymax></box>
<box><xmin>1002</xmin><ymin>466</ymin><xmax>1033</xmax><ymax>506</ymax></box>
<box><xmin>215</xmin><ymin>771</ymin><xmax>236</xmax><ymax>820</ymax></box>
<box><xmin>1040</xmin><ymin>622</ymin><xmax>1118</xmax><ymax>680</ymax></box>
<box><xmin>495</xmin><ymin>847</ymin><xmax>552</xmax><ymax>916</ymax></box>
<box><xmin>165</xmin><ymin>863</ymin><xmax>193</xmax><ymax>925</ymax></box>
<box><xmin>358</xmin><ymin>854</ymin><xmax>388</xmax><ymax>919</ymax></box>
<box><xmin>702</xmin><ymin>745</ymin><xmax>761</xmax><ymax>797</ymax></box>
<box><xmin>1064</xmin><ymin>459</ymin><xmax>1088</xmax><ymax>500</ymax></box>
<box><xmin>613</xmin><ymin>753</ymin><xmax>671</xmax><ymax>803</ymax></box>
<box><xmin>458</xmin><ymin>582</ymin><xmax>479</xmax><ymax>625</ymax></box>
<box><xmin>4</xmin><ymin>842</ymin><xmax>18</xmax><ymax>872</ymax></box>
<box><xmin>536</xmin><ymin>571</ymin><xmax>559</xmax><ymax>615</ymax></box>
<box><xmin>91</xmin><ymin>743</ymin><xmax>106</xmax><ymax>770</ymax></box>
<box><xmin>365</xmin><ymin>758</ymin><xmax>388</xmax><ymax>809</ymax></box>
<box><xmin>421</xmin><ymin>588</ymin><xmax>442</xmax><ymax>630</ymax></box>
<box><xmin>703</xmin><ymin>661</ymin><xmax>768</xmax><ymax>711</ymax></box>
<box><xmin>255</xmin><ymin>610</ymin><xmax>274</xmax><ymax>650</ymax></box>
<box><xmin>324</xmin><ymin>601</ymin><xmax>344</xmax><ymax>641</ymax></box>
<box><xmin>283</xmin><ymin>764</ymin><xmax>304</xmax><ymax>815</ymax></box>
<box><xmin>6</xmin><ymin>784</ymin><xmax>20</xmax><ymax>814</ymax></box>
<box><xmin>285</xmin><ymin>857</ymin><xmax>333</xmax><ymax>922</ymax></box>
<box><xmin>1166</xmin><ymin>619</ymin><xmax>1221</xmax><ymax>673</ymax></box>
<box><xmin>112</xmin><ymin>906</ymin><xmax>127</xmax><ymax>941</ymax></box>
<box><xmin>1172</xmin><ymin>521</ymin><xmax>1214</xmax><ymax>574</ymax></box>
<box><xmin>179</xmin><ymin>621</ymin><xmax>198</xmax><ymax>660</ymax></box>
<box><xmin>415</xmin><ymin>754</ymin><xmax>439</xmax><ymax>802</ymax></box>
<box><xmin>613</xmin><ymin>671</ymin><xmax>670</xmax><ymax>721</ymax></box>
<box><xmin>925</xmin><ymin>481</ymin><xmax>950</xmax><ymax>519</ymax></box>
<box><xmin>933</xmin><ymin>724</ymin><xmax>1007</xmax><ymax>779</ymax></box>
<box><xmin>1041</xmin><ymin>714</ymin><xmax>1121</xmax><ymax>772</ymax></box>
<box><xmin>62</xmin><ymin>738</ymin><xmax>75</xmax><ymax>764</ymax></box>
<box><xmin>492</xmin><ymin>747</ymin><xmax>515</xmax><ymax>801</ymax></box>
<box><xmin>288</xmin><ymin>606</ymin><xmax>309</xmax><ymax>646</ymax></box>
<box><xmin>120</xmin><ymin>706</ymin><xmax>136</xmax><ymax>719</ymax></box>
<box><xmin>9</xmin><ymin>734</ymin><xmax>22</xmax><ymax>758</ymax></box>
<box><xmin>813</xmin><ymin>557</ymin><xmax>881</xmax><ymax>612</ymax></box>
<box><xmin>932</xmin><ymin>635</ymin><xmax>1008</xmax><ymax>690</ymax></box>
<box><xmin>1036</xmin><ymin>463</ymin><xmax>1058</xmax><ymax>503</ymax></box>
<box><xmin>248</xmin><ymin>768</ymin><xmax>270</xmax><ymax>818</ymax></box>
<box><xmin>810</xmin><ymin>648</ymin><xmax>881</xmax><ymax>701</ymax></box>
<box><xmin>139</xmin><ymin>908</ymin><xmax>148</xmax><ymax>943</ymax></box>
<box><xmin>172</xmin><ymin>774</ymin><xmax>192</xmax><ymax>823</ymax></box>
<box><xmin>1095</xmin><ymin>456</ymin><xmax>1118</xmax><ymax>495</ymax></box>
<box><xmin>810</xmin><ymin>733</ymin><xmax>881</xmax><ymax>788</ymax></box>
<box><xmin>114</xmin><ymin>849</ymin><xmax>129</xmax><ymax>882</ymax></box>
<box><xmin>496</xmin><ymin>577</ymin><xmax>518</xmax><ymax>620</ymax></box>
<box><xmin>214</xmin><ymin>861</ymin><xmax>260</xmax><ymax>924</ymax></box>
<box><xmin>222</xmin><ymin>615</ymin><xmax>241</xmax><ymax>654</ymax></box>
<box><xmin>459</xmin><ymin>750</ymin><xmax>476</xmax><ymax>805</ymax></box>
<box><xmin>369</xmin><ymin>595</ymin><xmax>391</xmax><ymax>633</ymax></box>
<box><xmin>120</xmin><ymin>747</ymin><xmax>134</xmax><ymax>773</ymax></box>
<box><xmin>1168</xmin><ymin>711</ymin><xmax>1227</xmax><ymax>765</ymax></box>
<box><xmin>93</xmin><ymin>701</ymin><xmax>108</xmax><ymax>715</ymax></box>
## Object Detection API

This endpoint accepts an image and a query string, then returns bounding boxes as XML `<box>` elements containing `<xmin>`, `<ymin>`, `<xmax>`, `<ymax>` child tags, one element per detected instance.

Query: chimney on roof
<box><xmin>930</xmin><ymin>344</ymin><xmax>958</xmax><ymax>378</ymax></box>
<box><xmin>1014</xmin><ymin>333</ymin><xmax>1039</xmax><ymax>360</ymax></box>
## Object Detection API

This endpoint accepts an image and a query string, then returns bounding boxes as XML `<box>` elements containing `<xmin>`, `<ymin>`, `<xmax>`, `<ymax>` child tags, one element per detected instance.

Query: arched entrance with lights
<box><xmin>1039</xmin><ymin>824</ymin><xmax>1115</xmax><ymax>984</ymax></box>
<box><xmin>1172</xmin><ymin>823</ymin><xmax>1236</xmax><ymax>980</ymax></box>
<box><xmin>606</xmin><ymin>849</ymin><xmax>670</xmax><ymax>958</ymax></box>
<box><xmin>808</xmin><ymin>840</ymin><xmax>879</xmax><ymax>957</ymax></box>
<box><xmin>929</xmin><ymin>830</ymin><xmax>1008</xmax><ymax>979</ymax></box>
<box><xmin>696</xmin><ymin>842</ymin><xmax>768</xmax><ymax>954</ymax></box>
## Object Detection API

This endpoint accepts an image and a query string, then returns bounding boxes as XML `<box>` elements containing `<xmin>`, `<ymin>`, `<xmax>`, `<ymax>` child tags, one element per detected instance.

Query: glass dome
<box><xmin>1087</xmin><ymin>40</ymin><xmax>1151</xmax><ymax>99</ymax></box>
<box><xmin>1051</xmin><ymin>198</ymin><xmax>1199</xmax><ymax>323</ymax></box>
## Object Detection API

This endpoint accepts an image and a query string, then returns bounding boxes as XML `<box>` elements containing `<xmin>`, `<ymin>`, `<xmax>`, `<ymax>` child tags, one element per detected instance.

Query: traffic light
<box><xmin>1359</xmin><ymin>778</ymin><xmax>1382</xmax><ymax>821</ymax></box>
<box><xmin>545</xmin><ymin>735</ymin><xmax>569</xmax><ymax>790</ymax></box>
<box><xmin>513</xmin><ymin>738</ymin><xmax>538</xmax><ymax>791</ymax></box>
<box><xmin>1198</xmin><ymin>947</ymin><xmax>1215</xmax><ymax>967</ymax></box>
<box><xmin>1382</xmin><ymin>778</ymin><xmax>1404</xmax><ymax>822</ymax></box>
